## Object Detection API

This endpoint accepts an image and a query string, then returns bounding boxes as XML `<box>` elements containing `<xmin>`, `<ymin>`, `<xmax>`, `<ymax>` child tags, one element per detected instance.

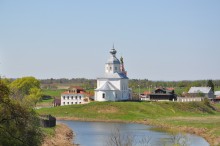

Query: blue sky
<box><xmin>0</xmin><ymin>0</ymin><xmax>220</xmax><ymax>80</ymax></box>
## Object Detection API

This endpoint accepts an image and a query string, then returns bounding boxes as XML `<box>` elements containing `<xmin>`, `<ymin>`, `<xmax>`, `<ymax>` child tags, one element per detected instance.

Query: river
<box><xmin>58</xmin><ymin>120</ymin><xmax>209</xmax><ymax>146</ymax></box>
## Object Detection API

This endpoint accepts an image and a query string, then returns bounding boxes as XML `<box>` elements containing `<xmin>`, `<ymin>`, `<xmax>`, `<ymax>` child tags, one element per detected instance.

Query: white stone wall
<box><xmin>61</xmin><ymin>93</ymin><xmax>87</xmax><ymax>106</ymax></box>
<box><xmin>95</xmin><ymin>91</ymin><xmax>118</xmax><ymax>101</ymax></box>
<box><xmin>109</xmin><ymin>79</ymin><xmax>120</xmax><ymax>89</ymax></box>
<box><xmin>177</xmin><ymin>97</ymin><xmax>202</xmax><ymax>102</ymax></box>
<box><xmin>105</xmin><ymin>63</ymin><xmax>120</xmax><ymax>74</ymax></box>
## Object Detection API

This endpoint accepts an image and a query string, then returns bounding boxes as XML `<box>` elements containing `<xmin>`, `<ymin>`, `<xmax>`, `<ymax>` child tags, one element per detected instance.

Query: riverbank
<box><xmin>37</xmin><ymin>101</ymin><xmax>220</xmax><ymax>146</ymax></box>
<box><xmin>42</xmin><ymin>123</ymin><xmax>76</xmax><ymax>146</ymax></box>
<box><xmin>56</xmin><ymin>116</ymin><xmax>219</xmax><ymax>146</ymax></box>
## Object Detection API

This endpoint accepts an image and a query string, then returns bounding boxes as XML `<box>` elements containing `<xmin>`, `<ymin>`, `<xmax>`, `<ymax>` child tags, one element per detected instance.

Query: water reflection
<box><xmin>58</xmin><ymin>120</ymin><xmax>209</xmax><ymax>146</ymax></box>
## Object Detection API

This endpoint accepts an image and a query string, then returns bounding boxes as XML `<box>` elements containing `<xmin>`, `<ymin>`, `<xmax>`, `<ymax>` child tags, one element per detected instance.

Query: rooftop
<box><xmin>188</xmin><ymin>87</ymin><xmax>212</xmax><ymax>94</ymax></box>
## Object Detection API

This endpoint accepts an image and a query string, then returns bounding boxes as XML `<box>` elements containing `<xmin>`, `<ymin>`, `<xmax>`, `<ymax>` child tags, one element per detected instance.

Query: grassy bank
<box><xmin>42</xmin><ymin>124</ymin><xmax>75</xmax><ymax>146</ymax></box>
<box><xmin>37</xmin><ymin>101</ymin><xmax>220</xmax><ymax>145</ymax></box>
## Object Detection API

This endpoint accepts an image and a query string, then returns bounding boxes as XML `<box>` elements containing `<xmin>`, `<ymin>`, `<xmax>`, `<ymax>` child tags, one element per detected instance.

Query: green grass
<box><xmin>42</xmin><ymin>89</ymin><xmax>65</xmax><ymax>97</ymax></box>
<box><xmin>41</xmin><ymin>126</ymin><xmax>56</xmax><ymax>136</ymax></box>
<box><xmin>37</xmin><ymin>101</ymin><xmax>218</xmax><ymax>120</ymax></box>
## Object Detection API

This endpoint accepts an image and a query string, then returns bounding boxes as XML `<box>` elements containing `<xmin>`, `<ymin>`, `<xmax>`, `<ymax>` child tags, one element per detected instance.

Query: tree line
<box><xmin>39</xmin><ymin>78</ymin><xmax>220</xmax><ymax>91</ymax></box>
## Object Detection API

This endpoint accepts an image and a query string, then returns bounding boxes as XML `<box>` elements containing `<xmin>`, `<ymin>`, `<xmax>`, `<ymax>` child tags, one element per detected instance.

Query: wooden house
<box><xmin>149</xmin><ymin>88</ymin><xmax>177</xmax><ymax>101</ymax></box>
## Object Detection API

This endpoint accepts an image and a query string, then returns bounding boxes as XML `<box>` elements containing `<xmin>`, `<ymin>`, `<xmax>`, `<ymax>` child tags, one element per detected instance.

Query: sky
<box><xmin>0</xmin><ymin>0</ymin><xmax>220</xmax><ymax>81</ymax></box>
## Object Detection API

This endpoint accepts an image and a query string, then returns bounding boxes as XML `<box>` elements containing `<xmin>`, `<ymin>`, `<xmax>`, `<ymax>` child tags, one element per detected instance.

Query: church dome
<box><xmin>107</xmin><ymin>48</ymin><xmax>120</xmax><ymax>64</ymax></box>
<box><xmin>110</xmin><ymin>48</ymin><xmax>117</xmax><ymax>55</ymax></box>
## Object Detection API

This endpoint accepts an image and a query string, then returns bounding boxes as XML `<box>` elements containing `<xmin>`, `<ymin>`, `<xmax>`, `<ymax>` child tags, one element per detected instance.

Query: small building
<box><xmin>140</xmin><ymin>91</ymin><xmax>151</xmax><ymax>101</ymax></box>
<box><xmin>61</xmin><ymin>86</ymin><xmax>90</xmax><ymax>106</ymax></box>
<box><xmin>149</xmin><ymin>88</ymin><xmax>177</xmax><ymax>101</ymax></box>
<box><xmin>53</xmin><ymin>98</ymin><xmax>61</xmax><ymax>106</ymax></box>
<box><xmin>188</xmin><ymin>87</ymin><xmax>214</xmax><ymax>99</ymax></box>
<box><xmin>215</xmin><ymin>91</ymin><xmax>220</xmax><ymax>98</ymax></box>
<box><xmin>213</xmin><ymin>91</ymin><xmax>220</xmax><ymax>103</ymax></box>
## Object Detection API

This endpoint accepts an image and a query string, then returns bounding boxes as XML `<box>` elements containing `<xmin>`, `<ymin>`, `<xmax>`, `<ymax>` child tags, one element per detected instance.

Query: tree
<box><xmin>9</xmin><ymin>77</ymin><xmax>42</xmax><ymax>106</ymax></box>
<box><xmin>0</xmin><ymin>82</ymin><xmax>43</xmax><ymax>146</ymax></box>
<box><xmin>10</xmin><ymin>77</ymin><xmax>40</xmax><ymax>96</ymax></box>
<box><xmin>207</xmin><ymin>80</ymin><xmax>214</xmax><ymax>93</ymax></box>
<box><xmin>24</xmin><ymin>87</ymin><xmax>42</xmax><ymax>107</ymax></box>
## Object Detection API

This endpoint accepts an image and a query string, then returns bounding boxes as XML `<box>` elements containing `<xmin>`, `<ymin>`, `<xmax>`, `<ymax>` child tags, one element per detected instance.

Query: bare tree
<box><xmin>161</xmin><ymin>132</ymin><xmax>190</xmax><ymax>146</ymax></box>
<box><xmin>106</xmin><ymin>128</ymin><xmax>151</xmax><ymax>146</ymax></box>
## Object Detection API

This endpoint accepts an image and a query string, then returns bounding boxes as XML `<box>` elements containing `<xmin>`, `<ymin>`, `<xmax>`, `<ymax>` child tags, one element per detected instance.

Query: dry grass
<box><xmin>42</xmin><ymin>123</ymin><xmax>76</xmax><ymax>146</ymax></box>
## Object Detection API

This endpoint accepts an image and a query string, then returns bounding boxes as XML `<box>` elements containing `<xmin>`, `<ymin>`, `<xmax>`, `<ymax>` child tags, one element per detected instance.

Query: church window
<box><xmin>102</xmin><ymin>93</ymin><xmax>105</xmax><ymax>98</ymax></box>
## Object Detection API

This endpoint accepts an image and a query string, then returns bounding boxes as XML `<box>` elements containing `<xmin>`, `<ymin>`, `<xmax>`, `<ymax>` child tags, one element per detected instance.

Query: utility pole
<box><xmin>138</xmin><ymin>85</ymin><xmax>140</xmax><ymax>100</ymax></box>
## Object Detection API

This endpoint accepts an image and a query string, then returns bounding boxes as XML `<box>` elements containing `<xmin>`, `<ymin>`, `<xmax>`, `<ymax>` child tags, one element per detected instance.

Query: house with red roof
<box><xmin>61</xmin><ymin>86</ymin><xmax>90</xmax><ymax>106</ymax></box>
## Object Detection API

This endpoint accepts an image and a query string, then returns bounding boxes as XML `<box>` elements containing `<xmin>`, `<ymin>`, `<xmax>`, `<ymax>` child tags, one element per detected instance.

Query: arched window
<box><xmin>102</xmin><ymin>93</ymin><xmax>105</xmax><ymax>98</ymax></box>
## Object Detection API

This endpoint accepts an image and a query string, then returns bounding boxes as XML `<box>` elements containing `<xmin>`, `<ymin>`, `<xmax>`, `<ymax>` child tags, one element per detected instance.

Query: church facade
<box><xmin>94</xmin><ymin>47</ymin><xmax>132</xmax><ymax>101</ymax></box>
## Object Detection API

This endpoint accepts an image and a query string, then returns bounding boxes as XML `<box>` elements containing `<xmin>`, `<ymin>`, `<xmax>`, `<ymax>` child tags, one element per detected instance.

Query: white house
<box><xmin>61</xmin><ymin>86</ymin><xmax>90</xmax><ymax>106</ymax></box>
<box><xmin>215</xmin><ymin>91</ymin><xmax>220</xmax><ymax>98</ymax></box>
<box><xmin>94</xmin><ymin>47</ymin><xmax>132</xmax><ymax>101</ymax></box>
<box><xmin>188</xmin><ymin>87</ymin><xmax>214</xmax><ymax>99</ymax></box>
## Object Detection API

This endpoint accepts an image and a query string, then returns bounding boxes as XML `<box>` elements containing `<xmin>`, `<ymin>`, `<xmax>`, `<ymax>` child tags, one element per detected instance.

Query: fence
<box><xmin>177</xmin><ymin>97</ymin><xmax>202</xmax><ymax>102</ymax></box>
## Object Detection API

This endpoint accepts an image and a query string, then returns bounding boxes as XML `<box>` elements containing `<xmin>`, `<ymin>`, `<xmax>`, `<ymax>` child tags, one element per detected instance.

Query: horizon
<box><xmin>2</xmin><ymin>76</ymin><xmax>219</xmax><ymax>82</ymax></box>
<box><xmin>1</xmin><ymin>0</ymin><xmax>220</xmax><ymax>80</ymax></box>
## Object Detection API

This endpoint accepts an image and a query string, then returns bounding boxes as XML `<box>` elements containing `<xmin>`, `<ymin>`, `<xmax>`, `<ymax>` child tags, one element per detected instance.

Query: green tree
<box><xmin>0</xmin><ymin>82</ymin><xmax>43</xmax><ymax>146</ymax></box>
<box><xmin>207</xmin><ymin>80</ymin><xmax>214</xmax><ymax>92</ymax></box>
<box><xmin>9</xmin><ymin>77</ymin><xmax>42</xmax><ymax>106</ymax></box>
<box><xmin>10</xmin><ymin>77</ymin><xmax>40</xmax><ymax>96</ymax></box>
<box><xmin>24</xmin><ymin>87</ymin><xmax>42</xmax><ymax>107</ymax></box>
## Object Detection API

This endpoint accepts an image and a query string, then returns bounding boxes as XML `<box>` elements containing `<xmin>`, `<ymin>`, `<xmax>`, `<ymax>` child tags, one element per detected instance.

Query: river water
<box><xmin>58</xmin><ymin>120</ymin><xmax>209</xmax><ymax>146</ymax></box>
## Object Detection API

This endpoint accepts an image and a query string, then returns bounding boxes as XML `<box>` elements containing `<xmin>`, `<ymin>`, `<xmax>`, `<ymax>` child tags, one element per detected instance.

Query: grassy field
<box><xmin>42</xmin><ymin>89</ymin><xmax>66</xmax><ymax>97</ymax></box>
<box><xmin>36</xmin><ymin>89</ymin><xmax>65</xmax><ymax>107</ymax></box>
<box><xmin>37</xmin><ymin>101</ymin><xmax>217</xmax><ymax>120</ymax></box>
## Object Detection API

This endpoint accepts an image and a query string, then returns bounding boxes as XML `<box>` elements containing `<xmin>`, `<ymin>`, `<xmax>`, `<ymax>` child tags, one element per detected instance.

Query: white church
<box><xmin>94</xmin><ymin>46</ymin><xmax>132</xmax><ymax>101</ymax></box>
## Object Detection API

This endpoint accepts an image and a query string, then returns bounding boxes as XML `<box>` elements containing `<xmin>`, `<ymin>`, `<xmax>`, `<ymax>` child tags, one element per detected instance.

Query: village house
<box><xmin>149</xmin><ymin>88</ymin><xmax>177</xmax><ymax>101</ymax></box>
<box><xmin>53</xmin><ymin>98</ymin><xmax>61</xmax><ymax>106</ymax></box>
<box><xmin>213</xmin><ymin>91</ymin><xmax>220</xmax><ymax>102</ymax></box>
<box><xmin>61</xmin><ymin>86</ymin><xmax>90</xmax><ymax>106</ymax></box>
<box><xmin>94</xmin><ymin>46</ymin><xmax>132</xmax><ymax>101</ymax></box>
<box><xmin>188</xmin><ymin>87</ymin><xmax>214</xmax><ymax>99</ymax></box>
<box><xmin>215</xmin><ymin>91</ymin><xmax>220</xmax><ymax>97</ymax></box>
<box><xmin>140</xmin><ymin>91</ymin><xmax>151</xmax><ymax>101</ymax></box>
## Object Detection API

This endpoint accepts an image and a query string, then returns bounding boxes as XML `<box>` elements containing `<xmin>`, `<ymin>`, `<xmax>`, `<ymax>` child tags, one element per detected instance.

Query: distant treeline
<box><xmin>40</xmin><ymin>78</ymin><xmax>96</xmax><ymax>89</ymax></box>
<box><xmin>39</xmin><ymin>78</ymin><xmax>220</xmax><ymax>90</ymax></box>
<box><xmin>129</xmin><ymin>79</ymin><xmax>220</xmax><ymax>89</ymax></box>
